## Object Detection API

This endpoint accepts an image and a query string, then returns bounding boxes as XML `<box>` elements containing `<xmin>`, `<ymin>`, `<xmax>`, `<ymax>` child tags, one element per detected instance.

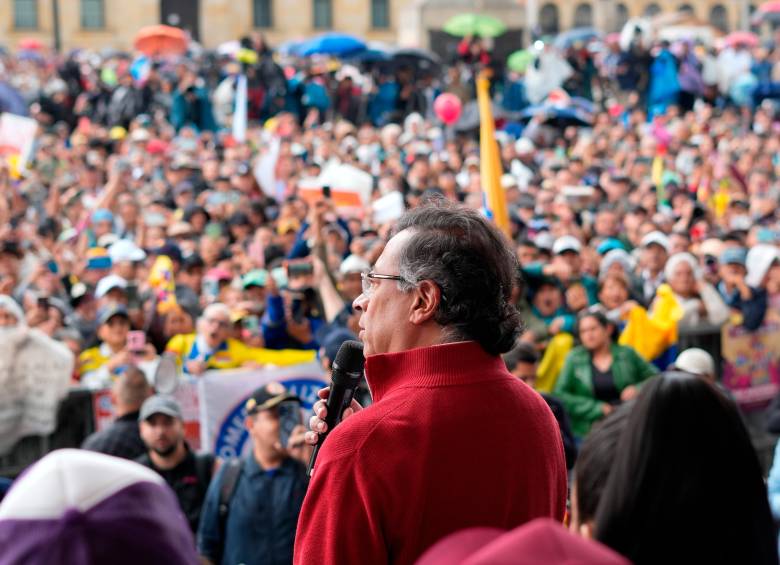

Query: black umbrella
<box><xmin>389</xmin><ymin>48</ymin><xmax>442</xmax><ymax>76</ymax></box>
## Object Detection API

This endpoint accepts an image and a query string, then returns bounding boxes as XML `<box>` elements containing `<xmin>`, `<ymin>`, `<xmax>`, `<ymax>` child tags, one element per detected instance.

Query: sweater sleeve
<box><xmin>293</xmin><ymin>452</ymin><xmax>388</xmax><ymax>565</ymax></box>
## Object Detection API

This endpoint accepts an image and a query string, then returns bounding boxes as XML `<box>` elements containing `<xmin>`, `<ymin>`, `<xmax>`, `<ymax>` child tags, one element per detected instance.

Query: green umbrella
<box><xmin>443</xmin><ymin>13</ymin><xmax>507</xmax><ymax>38</ymax></box>
<box><xmin>507</xmin><ymin>49</ymin><xmax>534</xmax><ymax>73</ymax></box>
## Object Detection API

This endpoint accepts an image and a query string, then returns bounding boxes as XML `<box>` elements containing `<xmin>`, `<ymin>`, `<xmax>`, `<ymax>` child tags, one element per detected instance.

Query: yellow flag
<box><xmin>619</xmin><ymin>284</ymin><xmax>684</xmax><ymax>361</ymax></box>
<box><xmin>477</xmin><ymin>76</ymin><xmax>510</xmax><ymax>237</ymax></box>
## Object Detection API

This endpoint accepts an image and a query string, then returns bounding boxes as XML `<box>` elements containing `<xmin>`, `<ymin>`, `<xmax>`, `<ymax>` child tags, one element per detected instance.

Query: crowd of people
<box><xmin>0</xmin><ymin>19</ymin><xmax>779</xmax><ymax>565</ymax></box>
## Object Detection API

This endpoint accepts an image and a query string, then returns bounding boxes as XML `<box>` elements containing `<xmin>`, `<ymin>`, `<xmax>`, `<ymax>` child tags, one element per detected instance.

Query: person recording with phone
<box><xmin>197</xmin><ymin>382</ymin><xmax>311</xmax><ymax>565</ymax></box>
<box><xmin>295</xmin><ymin>201</ymin><xmax>567</xmax><ymax>565</ymax></box>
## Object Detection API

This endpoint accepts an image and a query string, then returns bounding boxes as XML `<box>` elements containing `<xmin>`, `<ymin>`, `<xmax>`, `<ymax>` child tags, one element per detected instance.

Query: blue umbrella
<box><xmin>0</xmin><ymin>82</ymin><xmax>28</xmax><ymax>116</ymax></box>
<box><xmin>553</xmin><ymin>27</ymin><xmax>603</xmax><ymax>50</ymax></box>
<box><xmin>297</xmin><ymin>33</ymin><xmax>366</xmax><ymax>58</ymax></box>
<box><xmin>277</xmin><ymin>39</ymin><xmax>304</xmax><ymax>57</ymax></box>
<box><xmin>347</xmin><ymin>41</ymin><xmax>394</xmax><ymax>63</ymax></box>
<box><xmin>518</xmin><ymin>104</ymin><xmax>592</xmax><ymax>127</ymax></box>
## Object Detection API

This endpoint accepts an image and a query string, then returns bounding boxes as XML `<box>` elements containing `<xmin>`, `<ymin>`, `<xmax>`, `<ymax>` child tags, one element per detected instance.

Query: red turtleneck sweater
<box><xmin>294</xmin><ymin>341</ymin><xmax>567</xmax><ymax>565</ymax></box>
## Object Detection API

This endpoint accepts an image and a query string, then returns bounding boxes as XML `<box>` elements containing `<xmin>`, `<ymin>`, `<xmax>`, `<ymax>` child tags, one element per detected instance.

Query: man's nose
<box><xmin>353</xmin><ymin>293</ymin><xmax>368</xmax><ymax>313</ymax></box>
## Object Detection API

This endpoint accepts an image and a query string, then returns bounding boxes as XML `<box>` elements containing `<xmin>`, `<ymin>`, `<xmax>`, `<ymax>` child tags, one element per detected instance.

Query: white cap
<box><xmin>641</xmin><ymin>231</ymin><xmax>671</xmax><ymax>253</ymax></box>
<box><xmin>109</xmin><ymin>239</ymin><xmax>147</xmax><ymax>264</ymax></box>
<box><xmin>515</xmin><ymin>138</ymin><xmax>536</xmax><ymax>154</ymax></box>
<box><xmin>130</xmin><ymin>128</ymin><xmax>151</xmax><ymax>142</ymax></box>
<box><xmin>500</xmin><ymin>174</ymin><xmax>519</xmax><ymax>189</ymax></box>
<box><xmin>746</xmin><ymin>244</ymin><xmax>780</xmax><ymax>288</ymax></box>
<box><xmin>675</xmin><ymin>348</ymin><xmax>716</xmax><ymax>378</ymax></box>
<box><xmin>535</xmin><ymin>232</ymin><xmax>555</xmax><ymax>251</ymax></box>
<box><xmin>553</xmin><ymin>235</ymin><xmax>582</xmax><ymax>255</ymax></box>
<box><xmin>339</xmin><ymin>254</ymin><xmax>371</xmax><ymax>276</ymax></box>
<box><xmin>95</xmin><ymin>275</ymin><xmax>128</xmax><ymax>299</ymax></box>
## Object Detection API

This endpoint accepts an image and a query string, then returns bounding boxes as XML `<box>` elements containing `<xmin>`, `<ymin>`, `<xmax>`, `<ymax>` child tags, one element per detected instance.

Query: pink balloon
<box><xmin>434</xmin><ymin>93</ymin><xmax>462</xmax><ymax>125</ymax></box>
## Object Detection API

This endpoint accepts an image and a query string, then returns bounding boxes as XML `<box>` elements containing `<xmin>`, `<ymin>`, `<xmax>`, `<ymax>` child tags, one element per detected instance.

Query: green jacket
<box><xmin>553</xmin><ymin>343</ymin><xmax>658</xmax><ymax>438</ymax></box>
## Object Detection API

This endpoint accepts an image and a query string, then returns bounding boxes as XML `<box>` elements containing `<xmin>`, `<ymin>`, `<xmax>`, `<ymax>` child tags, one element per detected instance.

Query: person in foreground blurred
<box><xmin>295</xmin><ymin>201</ymin><xmax>567</xmax><ymax>565</ymax></box>
<box><xmin>594</xmin><ymin>372</ymin><xmax>777</xmax><ymax>565</ymax></box>
<box><xmin>416</xmin><ymin>518</ymin><xmax>628</xmax><ymax>565</ymax></box>
<box><xmin>0</xmin><ymin>449</ymin><xmax>198</xmax><ymax>565</ymax></box>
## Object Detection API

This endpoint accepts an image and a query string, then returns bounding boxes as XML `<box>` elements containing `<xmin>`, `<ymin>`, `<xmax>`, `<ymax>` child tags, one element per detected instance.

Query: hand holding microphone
<box><xmin>306</xmin><ymin>340</ymin><xmax>365</xmax><ymax>476</ymax></box>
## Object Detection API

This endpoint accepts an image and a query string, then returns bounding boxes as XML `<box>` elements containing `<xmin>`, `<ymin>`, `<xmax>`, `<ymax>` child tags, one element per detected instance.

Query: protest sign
<box><xmin>0</xmin><ymin>328</ymin><xmax>74</xmax><ymax>455</ymax></box>
<box><xmin>0</xmin><ymin>113</ymin><xmax>37</xmax><ymax>174</ymax></box>
<box><xmin>198</xmin><ymin>362</ymin><xmax>327</xmax><ymax>458</ymax></box>
<box><xmin>721</xmin><ymin>310</ymin><xmax>780</xmax><ymax>410</ymax></box>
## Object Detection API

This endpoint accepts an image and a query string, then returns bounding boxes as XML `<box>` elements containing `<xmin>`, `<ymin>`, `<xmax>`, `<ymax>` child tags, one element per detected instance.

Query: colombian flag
<box><xmin>476</xmin><ymin>75</ymin><xmax>510</xmax><ymax>237</ymax></box>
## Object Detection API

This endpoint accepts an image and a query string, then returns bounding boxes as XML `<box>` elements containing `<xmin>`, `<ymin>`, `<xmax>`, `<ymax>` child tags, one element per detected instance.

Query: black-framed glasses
<box><xmin>360</xmin><ymin>271</ymin><xmax>405</xmax><ymax>297</ymax></box>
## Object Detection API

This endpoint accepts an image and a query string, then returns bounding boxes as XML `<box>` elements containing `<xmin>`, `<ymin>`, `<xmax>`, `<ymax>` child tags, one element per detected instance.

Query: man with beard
<box><xmin>136</xmin><ymin>395</ymin><xmax>215</xmax><ymax>533</ymax></box>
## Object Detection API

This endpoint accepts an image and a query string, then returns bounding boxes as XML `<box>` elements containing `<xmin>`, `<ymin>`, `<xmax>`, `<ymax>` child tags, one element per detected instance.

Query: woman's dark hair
<box><xmin>395</xmin><ymin>199</ymin><xmax>521</xmax><ymax>355</ymax></box>
<box><xmin>573</xmin><ymin>406</ymin><xmax>629</xmax><ymax>525</ymax></box>
<box><xmin>576</xmin><ymin>307</ymin><xmax>615</xmax><ymax>343</ymax></box>
<box><xmin>595</xmin><ymin>372</ymin><xmax>777</xmax><ymax>565</ymax></box>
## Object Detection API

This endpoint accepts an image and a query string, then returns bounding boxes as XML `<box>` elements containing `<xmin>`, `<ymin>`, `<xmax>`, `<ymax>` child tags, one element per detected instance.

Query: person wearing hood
<box><xmin>663</xmin><ymin>252</ymin><xmax>729</xmax><ymax>328</ymax></box>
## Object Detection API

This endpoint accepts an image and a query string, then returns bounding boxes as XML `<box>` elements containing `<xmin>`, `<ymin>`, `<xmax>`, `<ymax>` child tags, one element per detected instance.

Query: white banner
<box><xmin>0</xmin><ymin>113</ymin><xmax>37</xmax><ymax>169</ymax></box>
<box><xmin>198</xmin><ymin>362</ymin><xmax>327</xmax><ymax>459</ymax></box>
<box><xmin>0</xmin><ymin>327</ymin><xmax>74</xmax><ymax>455</ymax></box>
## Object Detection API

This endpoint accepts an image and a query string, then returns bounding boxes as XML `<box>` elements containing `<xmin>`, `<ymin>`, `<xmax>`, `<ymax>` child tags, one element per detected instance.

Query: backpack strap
<box><xmin>194</xmin><ymin>453</ymin><xmax>216</xmax><ymax>493</ymax></box>
<box><xmin>217</xmin><ymin>458</ymin><xmax>244</xmax><ymax>538</ymax></box>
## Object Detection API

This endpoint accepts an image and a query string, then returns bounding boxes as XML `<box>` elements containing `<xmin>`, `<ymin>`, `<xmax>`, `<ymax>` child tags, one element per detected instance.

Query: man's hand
<box><xmin>601</xmin><ymin>403</ymin><xmax>614</xmax><ymax>416</ymax></box>
<box><xmin>106</xmin><ymin>350</ymin><xmax>133</xmax><ymax>373</ymax></box>
<box><xmin>548</xmin><ymin>317</ymin><xmax>566</xmax><ymax>335</ymax></box>
<box><xmin>186</xmin><ymin>359</ymin><xmax>208</xmax><ymax>375</ymax></box>
<box><xmin>304</xmin><ymin>387</ymin><xmax>364</xmax><ymax>445</ymax></box>
<box><xmin>286</xmin><ymin>424</ymin><xmax>313</xmax><ymax>465</ymax></box>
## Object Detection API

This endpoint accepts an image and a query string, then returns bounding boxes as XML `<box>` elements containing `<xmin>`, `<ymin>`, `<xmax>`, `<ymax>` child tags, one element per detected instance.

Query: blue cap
<box><xmin>91</xmin><ymin>209</ymin><xmax>114</xmax><ymax>224</ymax></box>
<box><xmin>720</xmin><ymin>247</ymin><xmax>747</xmax><ymax>266</ymax></box>
<box><xmin>597</xmin><ymin>238</ymin><xmax>626</xmax><ymax>255</ymax></box>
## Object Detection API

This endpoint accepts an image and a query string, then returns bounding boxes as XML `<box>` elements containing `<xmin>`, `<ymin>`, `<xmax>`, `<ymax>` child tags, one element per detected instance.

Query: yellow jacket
<box><xmin>165</xmin><ymin>333</ymin><xmax>315</xmax><ymax>373</ymax></box>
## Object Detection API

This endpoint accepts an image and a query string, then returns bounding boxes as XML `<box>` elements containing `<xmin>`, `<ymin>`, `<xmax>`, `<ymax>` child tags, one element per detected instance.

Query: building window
<box><xmin>14</xmin><ymin>0</ymin><xmax>38</xmax><ymax>29</ymax></box>
<box><xmin>539</xmin><ymin>3</ymin><xmax>559</xmax><ymax>34</ymax></box>
<box><xmin>253</xmin><ymin>0</ymin><xmax>273</xmax><ymax>28</ymax></box>
<box><xmin>574</xmin><ymin>3</ymin><xmax>593</xmax><ymax>27</ymax></box>
<box><xmin>614</xmin><ymin>3</ymin><xmax>629</xmax><ymax>31</ymax></box>
<box><xmin>709</xmin><ymin>4</ymin><xmax>728</xmax><ymax>32</ymax></box>
<box><xmin>371</xmin><ymin>0</ymin><xmax>389</xmax><ymax>29</ymax></box>
<box><xmin>644</xmin><ymin>3</ymin><xmax>661</xmax><ymax>17</ymax></box>
<box><xmin>313</xmin><ymin>0</ymin><xmax>332</xmax><ymax>29</ymax></box>
<box><xmin>81</xmin><ymin>0</ymin><xmax>105</xmax><ymax>29</ymax></box>
<box><xmin>678</xmin><ymin>3</ymin><xmax>695</xmax><ymax>17</ymax></box>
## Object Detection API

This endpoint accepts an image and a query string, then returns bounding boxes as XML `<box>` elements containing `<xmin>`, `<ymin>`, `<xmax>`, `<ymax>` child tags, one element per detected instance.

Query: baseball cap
<box><xmin>109</xmin><ymin>239</ymin><xmax>147</xmax><ymax>263</ymax></box>
<box><xmin>139</xmin><ymin>395</ymin><xmax>183</xmax><ymax>422</ymax></box>
<box><xmin>242</xmin><ymin>269</ymin><xmax>269</xmax><ymax>289</ymax></box>
<box><xmin>206</xmin><ymin>267</ymin><xmax>233</xmax><ymax>282</ymax></box>
<box><xmin>746</xmin><ymin>245</ymin><xmax>780</xmax><ymax>288</ymax></box>
<box><xmin>0</xmin><ymin>449</ymin><xmax>197</xmax><ymax>565</ymax></box>
<box><xmin>151</xmin><ymin>242</ymin><xmax>183</xmax><ymax>265</ymax></box>
<box><xmin>95</xmin><ymin>274</ymin><xmax>128</xmax><ymax>299</ymax></box>
<box><xmin>167</xmin><ymin>221</ymin><xmax>194</xmax><ymax>238</ymax></box>
<box><xmin>91</xmin><ymin>208</ymin><xmax>114</xmax><ymax>224</ymax></box>
<box><xmin>86</xmin><ymin>248</ymin><xmax>112</xmax><ymax>271</ymax></box>
<box><xmin>641</xmin><ymin>231</ymin><xmax>671</xmax><ymax>252</ymax></box>
<box><xmin>597</xmin><ymin>238</ymin><xmax>626</xmax><ymax>255</ymax></box>
<box><xmin>534</xmin><ymin>232</ymin><xmax>555</xmax><ymax>251</ymax></box>
<box><xmin>553</xmin><ymin>235</ymin><xmax>582</xmax><ymax>255</ymax></box>
<box><xmin>674</xmin><ymin>348</ymin><xmax>716</xmax><ymax>378</ymax></box>
<box><xmin>245</xmin><ymin>382</ymin><xmax>300</xmax><ymax>415</ymax></box>
<box><xmin>500</xmin><ymin>174</ymin><xmax>518</xmax><ymax>190</ymax></box>
<box><xmin>720</xmin><ymin>247</ymin><xmax>747</xmax><ymax>266</ymax></box>
<box><xmin>417</xmin><ymin>518</ymin><xmax>629</xmax><ymax>565</ymax></box>
<box><xmin>322</xmin><ymin>327</ymin><xmax>358</xmax><ymax>365</ymax></box>
<box><xmin>130</xmin><ymin>128</ymin><xmax>151</xmax><ymax>143</ymax></box>
<box><xmin>173</xmin><ymin>180</ymin><xmax>194</xmax><ymax>196</ymax></box>
<box><xmin>97</xmin><ymin>304</ymin><xmax>129</xmax><ymax>326</ymax></box>
<box><xmin>339</xmin><ymin>254</ymin><xmax>370</xmax><ymax>276</ymax></box>
<box><xmin>515</xmin><ymin>137</ymin><xmax>536</xmax><ymax>154</ymax></box>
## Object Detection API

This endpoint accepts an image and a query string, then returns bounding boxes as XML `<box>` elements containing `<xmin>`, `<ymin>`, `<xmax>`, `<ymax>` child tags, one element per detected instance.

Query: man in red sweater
<box><xmin>294</xmin><ymin>201</ymin><xmax>567</xmax><ymax>565</ymax></box>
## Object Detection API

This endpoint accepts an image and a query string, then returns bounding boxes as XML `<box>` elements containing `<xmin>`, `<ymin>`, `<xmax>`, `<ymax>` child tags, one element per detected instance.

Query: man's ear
<box><xmin>409</xmin><ymin>280</ymin><xmax>441</xmax><ymax>325</ymax></box>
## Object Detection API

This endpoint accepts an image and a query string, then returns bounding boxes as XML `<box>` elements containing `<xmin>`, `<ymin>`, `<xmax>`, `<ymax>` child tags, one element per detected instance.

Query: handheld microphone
<box><xmin>307</xmin><ymin>340</ymin><xmax>365</xmax><ymax>477</ymax></box>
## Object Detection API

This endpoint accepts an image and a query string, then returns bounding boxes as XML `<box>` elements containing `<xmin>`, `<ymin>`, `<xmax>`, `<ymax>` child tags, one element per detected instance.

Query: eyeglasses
<box><xmin>360</xmin><ymin>271</ymin><xmax>405</xmax><ymax>297</ymax></box>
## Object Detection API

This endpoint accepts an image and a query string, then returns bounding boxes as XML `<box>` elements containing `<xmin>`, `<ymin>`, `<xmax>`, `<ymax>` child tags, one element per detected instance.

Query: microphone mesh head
<box><xmin>334</xmin><ymin>340</ymin><xmax>365</xmax><ymax>374</ymax></box>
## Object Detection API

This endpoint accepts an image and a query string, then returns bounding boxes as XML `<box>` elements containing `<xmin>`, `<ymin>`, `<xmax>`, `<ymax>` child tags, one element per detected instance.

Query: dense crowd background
<box><xmin>0</xmin><ymin>18</ymin><xmax>779</xmax><ymax>564</ymax></box>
